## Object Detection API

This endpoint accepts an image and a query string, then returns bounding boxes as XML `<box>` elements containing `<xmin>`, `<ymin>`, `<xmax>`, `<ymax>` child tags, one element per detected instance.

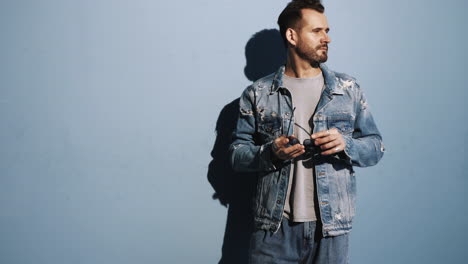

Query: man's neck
<box><xmin>284</xmin><ymin>53</ymin><xmax>322</xmax><ymax>79</ymax></box>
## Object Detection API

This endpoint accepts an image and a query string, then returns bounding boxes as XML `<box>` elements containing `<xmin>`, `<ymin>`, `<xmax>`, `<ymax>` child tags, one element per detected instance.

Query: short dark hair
<box><xmin>277</xmin><ymin>0</ymin><xmax>325</xmax><ymax>46</ymax></box>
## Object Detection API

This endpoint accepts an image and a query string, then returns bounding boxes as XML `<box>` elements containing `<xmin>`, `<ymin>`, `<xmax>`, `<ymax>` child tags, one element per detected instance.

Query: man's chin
<box><xmin>314</xmin><ymin>51</ymin><xmax>328</xmax><ymax>63</ymax></box>
<box><xmin>317</xmin><ymin>57</ymin><xmax>328</xmax><ymax>64</ymax></box>
<box><xmin>319</xmin><ymin>54</ymin><xmax>328</xmax><ymax>63</ymax></box>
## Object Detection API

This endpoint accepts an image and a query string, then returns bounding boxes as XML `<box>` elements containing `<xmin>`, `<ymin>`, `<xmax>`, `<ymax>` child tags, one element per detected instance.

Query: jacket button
<box><xmin>282</xmin><ymin>171</ymin><xmax>286</xmax><ymax>175</ymax></box>
<box><xmin>276</xmin><ymin>200</ymin><xmax>281</xmax><ymax>204</ymax></box>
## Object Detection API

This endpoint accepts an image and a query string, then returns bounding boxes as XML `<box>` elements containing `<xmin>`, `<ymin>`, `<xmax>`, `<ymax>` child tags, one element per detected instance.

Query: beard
<box><xmin>295</xmin><ymin>42</ymin><xmax>328</xmax><ymax>65</ymax></box>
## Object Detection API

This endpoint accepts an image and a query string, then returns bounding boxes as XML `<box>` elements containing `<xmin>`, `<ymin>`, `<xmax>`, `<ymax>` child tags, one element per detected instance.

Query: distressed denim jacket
<box><xmin>229</xmin><ymin>64</ymin><xmax>385</xmax><ymax>237</ymax></box>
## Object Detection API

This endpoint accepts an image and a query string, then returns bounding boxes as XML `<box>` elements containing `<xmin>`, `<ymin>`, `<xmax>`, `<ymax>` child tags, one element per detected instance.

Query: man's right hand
<box><xmin>272</xmin><ymin>135</ymin><xmax>305</xmax><ymax>161</ymax></box>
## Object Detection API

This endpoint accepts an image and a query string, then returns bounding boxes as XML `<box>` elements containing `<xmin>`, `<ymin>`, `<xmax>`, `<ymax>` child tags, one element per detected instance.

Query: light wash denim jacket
<box><xmin>229</xmin><ymin>64</ymin><xmax>385</xmax><ymax>237</ymax></box>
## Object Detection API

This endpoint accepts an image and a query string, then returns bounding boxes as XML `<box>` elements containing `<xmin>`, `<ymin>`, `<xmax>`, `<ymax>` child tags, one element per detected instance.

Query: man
<box><xmin>229</xmin><ymin>0</ymin><xmax>385</xmax><ymax>263</ymax></box>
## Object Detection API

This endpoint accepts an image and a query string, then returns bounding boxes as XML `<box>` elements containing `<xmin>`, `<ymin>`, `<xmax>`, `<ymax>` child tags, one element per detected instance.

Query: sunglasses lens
<box><xmin>289</xmin><ymin>138</ymin><xmax>300</xmax><ymax>145</ymax></box>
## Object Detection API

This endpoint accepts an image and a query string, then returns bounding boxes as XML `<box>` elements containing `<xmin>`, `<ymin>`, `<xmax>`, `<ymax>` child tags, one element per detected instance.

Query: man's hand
<box><xmin>311</xmin><ymin>128</ymin><xmax>346</xmax><ymax>155</ymax></box>
<box><xmin>272</xmin><ymin>135</ymin><xmax>305</xmax><ymax>161</ymax></box>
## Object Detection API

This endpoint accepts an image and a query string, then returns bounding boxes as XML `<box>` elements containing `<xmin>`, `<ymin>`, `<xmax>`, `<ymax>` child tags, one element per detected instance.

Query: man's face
<box><xmin>292</xmin><ymin>9</ymin><xmax>331</xmax><ymax>64</ymax></box>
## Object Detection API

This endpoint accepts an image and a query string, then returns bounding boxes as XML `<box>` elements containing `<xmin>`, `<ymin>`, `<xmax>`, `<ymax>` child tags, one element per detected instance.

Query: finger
<box><xmin>275</xmin><ymin>136</ymin><xmax>289</xmax><ymax>148</ymax></box>
<box><xmin>282</xmin><ymin>144</ymin><xmax>304</xmax><ymax>155</ymax></box>
<box><xmin>321</xmin><ymin>143</ymin><xmax>345</xmax><ymax>155</ymax></box>
<box><xmin>285</xmin><ymin>147</ymin><xmax>305</xmax><ymax>157</ymax></box>
<box><xmin>311</xmin><ymin>128</ymin><xmax>340</xmax><ymax>139</ymax></box>
<box><xmin>314</xmin><ymin>135</ymin><xmax>337</xmax><ymax>145</ymax></box>
<box><xmin>277</xmin><ymin>147</ymin><xmax>304</xmax><ymax>160</ymax></box>
<box><xmin>319</xmin><ymin>139</ymin><xmax>339</xmax><ymax>150</ymax></box>
<box><xmin>289</xmin><ymin>149</ymin><xmax>306</xmax><ymax>159</ymax></box>
<box><xmin>328</xmin><ymin>128</ymin><xmax>339</xmax><ymax>134</ymax></box>
<box><xmin>311</xmin><ymin>129</ymin><xmax>330</xmax><ymax>139</ymax></box>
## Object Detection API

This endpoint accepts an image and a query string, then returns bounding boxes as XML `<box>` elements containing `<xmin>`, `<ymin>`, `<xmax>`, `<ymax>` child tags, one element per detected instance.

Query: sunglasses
<box><xmin>283</xmin><ymin>107</ymin><xmax>320</xmax><ymax>155</ymax></box>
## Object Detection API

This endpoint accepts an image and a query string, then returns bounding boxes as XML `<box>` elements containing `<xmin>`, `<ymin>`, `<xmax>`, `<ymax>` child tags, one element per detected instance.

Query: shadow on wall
<box><xmin>207</xmin><ymin>29</ymin><xmax>286</xmax><ymax>264</ymax></box>
<box><xmin>244</xmin><ymin>29</ymin><xmax>287</xmax><ymax>82</ymax></box>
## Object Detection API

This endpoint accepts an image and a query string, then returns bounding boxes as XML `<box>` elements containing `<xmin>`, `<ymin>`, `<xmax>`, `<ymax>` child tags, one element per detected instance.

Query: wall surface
<box><xmin>1</xmin><ymin>0</ymin><xmax>467</xmax><ymax>263</ymax></box>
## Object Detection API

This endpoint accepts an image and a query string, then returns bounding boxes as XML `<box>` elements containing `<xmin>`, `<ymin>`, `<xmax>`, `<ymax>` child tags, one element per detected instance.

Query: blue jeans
<box><xmin>249</xmin><ymin>218</ymin><xmax>349</xmax><ymax>264</ymax></box>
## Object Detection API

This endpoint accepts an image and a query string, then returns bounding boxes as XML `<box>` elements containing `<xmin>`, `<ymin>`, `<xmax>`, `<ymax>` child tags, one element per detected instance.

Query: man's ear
<box><xmin>285</xmin><ymin>28</ymin><xmax>297</xmax><ymax>46</ymax></box>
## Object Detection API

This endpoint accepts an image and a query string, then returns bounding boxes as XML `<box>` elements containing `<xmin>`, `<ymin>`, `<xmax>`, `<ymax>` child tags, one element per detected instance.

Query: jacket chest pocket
<box><xmin>327</xmin><ymin>113</ymin><xmax>354</xmax><ymax>134</ymax></box>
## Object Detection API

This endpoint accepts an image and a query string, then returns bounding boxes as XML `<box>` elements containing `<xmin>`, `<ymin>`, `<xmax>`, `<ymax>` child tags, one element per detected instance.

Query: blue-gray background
<box><xmin>1</xmin><ymin>0</ymin><xmax>467</xmax><ymax>263</ymax></box>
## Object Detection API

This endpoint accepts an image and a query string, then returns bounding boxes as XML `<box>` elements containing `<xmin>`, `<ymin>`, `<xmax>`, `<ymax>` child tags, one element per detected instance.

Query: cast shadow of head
<box><xmin>207</xmin><ymin>29</ymin><xmax>286</xmax><ymax>264</ymax></box>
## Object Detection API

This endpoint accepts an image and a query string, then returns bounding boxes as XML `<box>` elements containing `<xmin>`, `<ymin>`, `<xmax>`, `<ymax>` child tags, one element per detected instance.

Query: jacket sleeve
<box><xmin>229</xmin><ymin>87</ymin><xmax>279</xmax><ymax>173</ymax></box>
<box><xmin>341</xmin><ymin>83</ymin><xmax>385</xmax><ymax>167</ymax></box>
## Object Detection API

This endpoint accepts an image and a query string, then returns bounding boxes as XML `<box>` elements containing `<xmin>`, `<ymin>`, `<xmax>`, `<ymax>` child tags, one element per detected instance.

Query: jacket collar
<box><xmin>270</xmin><ymin>64</ymin><xmax>344</xmax><ymax>96</ymax></box>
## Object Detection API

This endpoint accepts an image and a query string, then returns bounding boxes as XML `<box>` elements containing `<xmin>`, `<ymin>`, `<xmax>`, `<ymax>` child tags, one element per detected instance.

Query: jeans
<box><xmin>249</xmin><ymin>218</ymin><xmax>349</xmax><ymax>264</ymax></box>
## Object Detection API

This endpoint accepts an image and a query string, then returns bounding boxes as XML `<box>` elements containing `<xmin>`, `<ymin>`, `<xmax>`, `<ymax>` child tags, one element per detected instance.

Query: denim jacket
<box><xmin>229</xmin><ymin>64</ymin><xmax>385</xmax><ymax>237</ymax></box>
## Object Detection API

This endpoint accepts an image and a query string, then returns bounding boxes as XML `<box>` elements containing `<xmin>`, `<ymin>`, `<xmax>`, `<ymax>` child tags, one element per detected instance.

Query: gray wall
<box><xmin>1</xmin><ymin>0</ymin><xmax>467</xmax><ymax>263</ymax></box>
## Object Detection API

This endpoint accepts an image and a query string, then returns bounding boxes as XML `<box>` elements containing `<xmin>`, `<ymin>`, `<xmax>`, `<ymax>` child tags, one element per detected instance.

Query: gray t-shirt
<box><xmin>282</xmin><ymin>72</ymin><xmax>325</xmax><ymax>222</ymax></box>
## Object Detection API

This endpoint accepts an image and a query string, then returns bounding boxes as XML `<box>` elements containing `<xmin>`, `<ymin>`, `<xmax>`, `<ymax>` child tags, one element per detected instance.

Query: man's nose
<box><xmin>323</xmin><ymin>33</ymin><xmax>331</xmax><ymax>43</ymax></box>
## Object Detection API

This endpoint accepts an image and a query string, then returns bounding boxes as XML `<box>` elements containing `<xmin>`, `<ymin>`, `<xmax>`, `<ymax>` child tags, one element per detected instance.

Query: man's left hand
<box><xmin>311</xmin><ymin>128</ymin><xmax>346</xmax><ymax>155</ymax></box>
